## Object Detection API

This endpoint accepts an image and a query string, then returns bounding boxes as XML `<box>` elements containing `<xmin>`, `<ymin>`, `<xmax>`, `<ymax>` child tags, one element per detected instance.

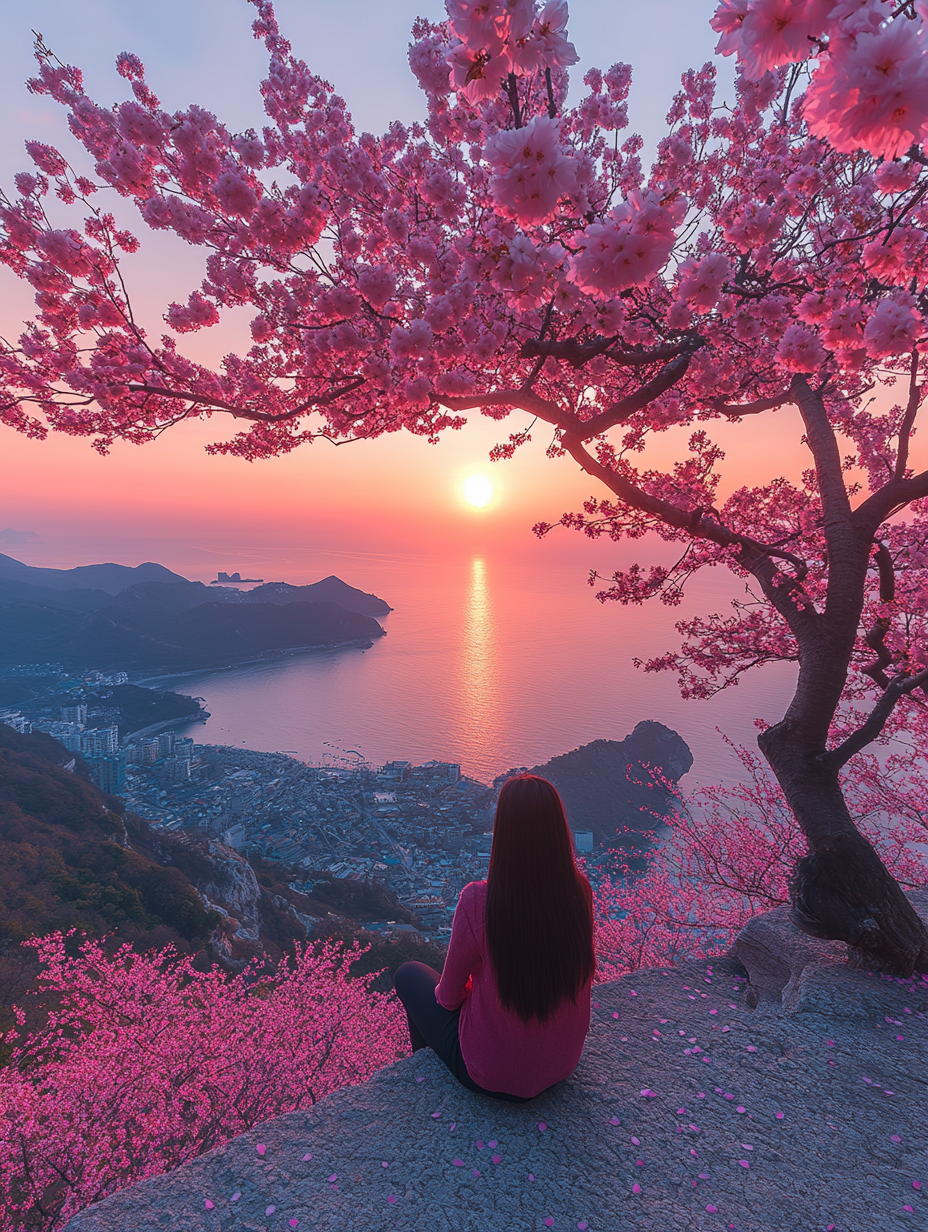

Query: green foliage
<box><xmin>0</xmin><ymin>727</ymin><xmax>214</xmax><ymax>953</ymax></box>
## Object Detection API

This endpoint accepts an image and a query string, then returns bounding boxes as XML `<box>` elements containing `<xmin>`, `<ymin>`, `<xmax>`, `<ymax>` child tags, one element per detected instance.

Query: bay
<box><xmin>156</xmin><ymin>547</ymin><xmax>797</xmax><ymax>788</ymax></box>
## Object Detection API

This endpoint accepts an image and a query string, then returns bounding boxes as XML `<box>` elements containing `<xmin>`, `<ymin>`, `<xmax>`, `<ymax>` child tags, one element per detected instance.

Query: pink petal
<box><xmin>528</xmin><ymin>1173</ymin><xmax>535</xmax><ymax>1181</ymax></box>
<box><xmin>302</xmin><ymin>1153</ymin><xmax>312</xmax><ymax>1161</ymax></box>
<box><xmin>736</xmin><ymin>1106</ymin><xmax>746</xmax><ymax>1113</ymax></box>
<box><xmin>775</xmin><ymin>1111</ymin><xmax>784</xmax><ymax>1119</ymax></box>
<box><xmin>746</xmin><ymin>1045</ymin><xmax>757</xmax><ymax>1052</ymax></box>
<box><xmin>539</xmin><ymin>1122</ymin><xmax>547</xmax><ymax>1132</ymax></box>
<box><xmin>891</xmin><ymin>1136</ymin><xmax>902</xmax><ymax>1143</ymax></box>
<box><xmin>328</xmin><ymin>1174</ymin><xmax>337</xmax><ymax>1183</ymax></box>
<box><xmin>545</xmin><ymin>1220</ymin><xmax>554</xmax><ymax>1228</ymax></box>
<box><xmin>706</xmin><ymin>1204</ymin><xmax>718</xmax><ymax>1213</ymax></box>
<box><xmin>256</xmin><ymin>1144</ymin><xmax>267</xmax><ymax>1156</ymax></box>
<box><xmin>476</xmin><ymin>1141</ymin><xmax>485</xmax><ymax>1150</ymax></box>
<box><xmin>416</xmin><ymin>1076</ymin><xmax>424</xmax><ymax>1083</ymax></box>
<box><xmin>431</xmin><ymin>1112</ymin><xmax>441</xmax><ymax>1118</ymax></box>
<box><xmin>204</xmin><ymin>1200</ymin><xmax>214</xmax><ymax>1210</ymax></box>
<box><xmin>631</xmin><ymin>1137</ymin><xmax>640</xmax><ymax>1146</ymax></box>
<box><xmin>265</xmin><ymin>1207</ymin><xmax>276</xmax><ymax>1217</ymax></box>
<box><xmin>488</xmin><ymin>1140</ymin><xmax>498</xmax><ymax>1147</ymax></box>
<box><xmin>473</xmin><ymin>1169</ymin><xmax>481</xmax><ymax>1178</ymax></box>
<box><xmin>609</xmin><ymin>1117</ymin><xmax>621</xmax><ymax>1126</ymax></box>
<box><xmin>578</xmin><ymin>1223</ymin><xmax>589</xmax><ymax>1230</ymax></box>
<box><xmin>739</xmin><ymin>1160</ymin><xmax>750</xmax><ymax>1168</ymax></box>
<box><xmin>231</xmin><ymin>1193</ymin><xmax>241</xmax><ymax>1203</ymax></box>
<box><xmin>492</xmin><ymin>1154</ymin><xmax>502</xmax><ymax>1164</ymax></box>
<box><xmin>290</xmin><ymin>1221</ymin><xmax>299</xmax><ymax>1229</ymax></box>
<box><xmin>453</xmin><ymin>1158</ymin><xmax>465</xmax><ymax>1167</ymax></box>
<box><xmin>632</xmin><ymin>1182</ymin><xmax>641</xmax><ymax>1194</ymax></box>
<box><xmin>382</xmin><ymin>1161</ymin><xmax>389</xmax><ymax>1167</ymax></box>
<box><xmin>612</xmin><ymin>1012</ymin><xmax>619</xmax><ymax>1019</ymax></box>
<box><xmin>387</xmin><ymin>1195</ymin><xmax>397</xmax><ymax>1204</ymax></box>
<box><xmin>914</xmin><ymin>1181</ymin><xmax>922</xmax><ymax>1190</ymax></box>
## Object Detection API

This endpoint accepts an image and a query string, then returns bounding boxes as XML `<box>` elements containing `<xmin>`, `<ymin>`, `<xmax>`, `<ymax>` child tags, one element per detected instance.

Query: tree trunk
<box><xmin>758</xmin><ymin>718</ymin><xmax>928</xmax><ymax>976</ymax></box>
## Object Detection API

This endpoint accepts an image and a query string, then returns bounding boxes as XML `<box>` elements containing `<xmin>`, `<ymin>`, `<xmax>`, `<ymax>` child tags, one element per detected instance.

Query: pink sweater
<box><xmin>434</xmin><ymin>880</ymin><xmax>592</xmax><ymax>1098</ymax></box>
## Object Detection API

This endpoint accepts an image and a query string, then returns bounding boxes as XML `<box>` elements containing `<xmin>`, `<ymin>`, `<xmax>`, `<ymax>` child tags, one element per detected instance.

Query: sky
<box><xmin>0</xmin><ymin>0</ymin><xmax>817</xmax><ymax>581</ymax></box>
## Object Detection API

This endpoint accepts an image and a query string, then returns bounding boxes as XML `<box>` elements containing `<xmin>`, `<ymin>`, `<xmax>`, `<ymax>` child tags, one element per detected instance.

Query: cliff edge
<box><xmin>65</xmin><ymin>901</ymin><xmax>927</xmax><ymax>1232</ymax></box>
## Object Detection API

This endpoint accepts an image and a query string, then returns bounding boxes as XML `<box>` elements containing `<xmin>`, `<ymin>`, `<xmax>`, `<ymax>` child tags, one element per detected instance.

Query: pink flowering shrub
<box><xmin>0</xmin><ymin>938</ymin><xmax>406</xmax><ymax>1232</ymax></box>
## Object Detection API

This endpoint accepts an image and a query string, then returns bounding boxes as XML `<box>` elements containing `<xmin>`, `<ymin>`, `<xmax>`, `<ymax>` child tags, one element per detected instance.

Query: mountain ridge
<box><xmin>0</xmin><ymin>556</ymin><xmax>392</xmax><ymax>671</ymax></box>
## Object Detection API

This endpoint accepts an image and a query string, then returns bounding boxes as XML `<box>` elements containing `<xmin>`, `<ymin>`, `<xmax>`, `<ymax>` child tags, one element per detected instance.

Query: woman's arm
<box><xmin>434</xmin><ymin>883</ymin><xmax>482</xmax><ymax>1010</ymax></box>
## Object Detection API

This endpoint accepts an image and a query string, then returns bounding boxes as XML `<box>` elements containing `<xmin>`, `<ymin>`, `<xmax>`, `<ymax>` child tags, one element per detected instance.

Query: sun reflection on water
<box><xmin>457</xmin><ymin>557</ymin><xmax>503</xmax><ymax>768</ymax></box>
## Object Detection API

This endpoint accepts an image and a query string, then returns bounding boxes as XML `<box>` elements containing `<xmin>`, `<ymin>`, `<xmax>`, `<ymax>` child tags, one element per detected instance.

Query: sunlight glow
<box><xmin>462</xmin><ymin>474</ymin><xmax>493</xmax><ymax>508</ymax></box>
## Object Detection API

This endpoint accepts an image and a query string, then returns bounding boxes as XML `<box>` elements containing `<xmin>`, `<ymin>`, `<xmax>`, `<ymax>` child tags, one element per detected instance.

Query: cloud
<box><xmin>0</xmin><ymin>528</ymin><xmax>41</xmax><ymax>543</ymax></box>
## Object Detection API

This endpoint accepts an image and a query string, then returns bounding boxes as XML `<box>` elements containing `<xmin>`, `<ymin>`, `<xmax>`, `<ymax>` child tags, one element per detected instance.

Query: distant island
<box><xmin>0</xmin><ymin>555</ymin><xmax>392</xmax><ymax>673</ymax></box>
<box><xmin>213</xmin><ymin>572</ymin><xmax>263</xmax><ymax>584</ymax></box>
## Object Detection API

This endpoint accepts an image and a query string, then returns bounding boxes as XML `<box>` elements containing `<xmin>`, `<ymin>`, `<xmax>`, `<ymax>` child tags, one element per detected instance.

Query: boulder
<box><xmin>730</xmin><ymin>888</ymin><xmax>928</xmax><ymax>1015</ymax></box>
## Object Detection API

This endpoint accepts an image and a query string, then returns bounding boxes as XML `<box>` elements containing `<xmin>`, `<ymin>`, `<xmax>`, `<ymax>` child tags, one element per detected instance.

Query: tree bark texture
<box><xmin>758</xmin><ymin>719</ymin><xmax>928</xmax><ymax>975</ymax></box>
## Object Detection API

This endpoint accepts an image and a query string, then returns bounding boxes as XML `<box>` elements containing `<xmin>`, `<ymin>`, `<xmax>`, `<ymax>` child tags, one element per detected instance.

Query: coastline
<box><xmin>131</xmin><ymin>636</ymin><xmax>381</xmax><ymax>686</ymax></box>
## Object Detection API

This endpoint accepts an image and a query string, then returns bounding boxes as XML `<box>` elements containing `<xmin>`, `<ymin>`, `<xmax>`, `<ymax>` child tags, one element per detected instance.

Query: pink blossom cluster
<box><xmin>712</xmin><ymin>0</ymin><xmax>928</xmax><ymax>157</ymax></box>
<box><xmin>445</xmin><ymin>1</ymin><xmax>578</xmax><ymax>103</ymax></box>
<box><xmin>569</xmin><ymin>189</ymin><xmax>687</xmax><ymax>297</ymax></box>
<box><xmin>0</xmin><ymin>937</ymin><xmax>406</xmax><ymax>1232</ymax></box>
<box><xmin>485</xmin><ymin>115</ymin><xmax>579</xmax><ymax>223</ymax></box>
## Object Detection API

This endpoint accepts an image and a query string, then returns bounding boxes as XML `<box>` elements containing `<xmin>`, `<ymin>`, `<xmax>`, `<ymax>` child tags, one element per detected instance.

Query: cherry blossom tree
<box><xmin>2</xmin><ymin>0</ymin><xmax>928</xmax><ymax>972</ymax></box>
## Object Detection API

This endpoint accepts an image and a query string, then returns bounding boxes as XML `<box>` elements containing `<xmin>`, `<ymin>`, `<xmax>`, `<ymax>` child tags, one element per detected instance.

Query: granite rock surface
<box><xmin>65</xmin><ymin>945</ymin><xmax>927</xmax><ymax>1232</ymax></box>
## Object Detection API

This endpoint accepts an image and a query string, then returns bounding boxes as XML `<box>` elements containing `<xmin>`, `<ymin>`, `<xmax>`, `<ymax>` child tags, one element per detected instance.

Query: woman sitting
<box><xmin>393</xmin><ymin>774</ymin><xmax>595</xmax><ymax>1102</ymax></box>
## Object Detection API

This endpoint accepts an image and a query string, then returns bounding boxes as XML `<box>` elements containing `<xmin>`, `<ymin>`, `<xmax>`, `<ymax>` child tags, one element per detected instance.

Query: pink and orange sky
<box><xmin>0</xmin><ymin>0</ymin><xmax>872</xmax><ymax>582</ymax></box>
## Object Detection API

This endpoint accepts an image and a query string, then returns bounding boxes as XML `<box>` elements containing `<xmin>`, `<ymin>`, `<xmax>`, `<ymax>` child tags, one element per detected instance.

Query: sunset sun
<box><xmin>462</xmin><ymin>474</ymin><xmax>493</xmax><ymax>508</ymax></box>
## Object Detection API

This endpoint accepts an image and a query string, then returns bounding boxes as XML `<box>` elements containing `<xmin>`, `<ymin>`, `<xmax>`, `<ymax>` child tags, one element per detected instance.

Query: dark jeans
<box><xmin>393</xmin><ymin>961</ymin><xmax>534</xmax><ymax>1103</ymax></box>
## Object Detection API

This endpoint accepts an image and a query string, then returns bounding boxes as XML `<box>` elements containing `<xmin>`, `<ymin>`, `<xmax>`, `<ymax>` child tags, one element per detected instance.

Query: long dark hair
<box><xmin>485</xmin><ymin>774</ymin><xmax>595</xmax><ymax>1024</ymax></box>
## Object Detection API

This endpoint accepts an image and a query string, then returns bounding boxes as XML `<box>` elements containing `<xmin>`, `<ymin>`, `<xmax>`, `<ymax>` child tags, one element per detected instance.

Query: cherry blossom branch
<box><xmin>894</xmin><ymin>347</ymin><xmax>923</xmax><ymax>480</ymax></box>
<box><xmin>519</xmin><ymin>336</ymin><xmax>690</xmax><ymax>369</ymax></box>
<box><xmin>709</xmin><ymin>390</ymin><xmax>794</xmax><ymax>417</ymax></box>
<box><xmin>124</xmin><ymin>379</ymin><xmax>367</xmax><ymax>424</ymax></box>
<box><xmin>822</xmin><ymin>667</ymin><xmax>928</xmax><ymax>772</ymax></box>
<box><xmin>558</xmin><ymin>430</ymin><xmax>820</xmax><ymax>641</ymax></box>
<box><xmin>579</xmin><ymin>346</ymin><xmax>704</xmax><ymax>437</ymax></box>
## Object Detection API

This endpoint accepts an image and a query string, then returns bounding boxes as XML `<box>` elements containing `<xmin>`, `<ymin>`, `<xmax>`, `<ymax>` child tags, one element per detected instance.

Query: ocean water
<box><xmin>157</xmin><ymin>548</ymin><xmax>797</xmax><ymax>788</ymax></box>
